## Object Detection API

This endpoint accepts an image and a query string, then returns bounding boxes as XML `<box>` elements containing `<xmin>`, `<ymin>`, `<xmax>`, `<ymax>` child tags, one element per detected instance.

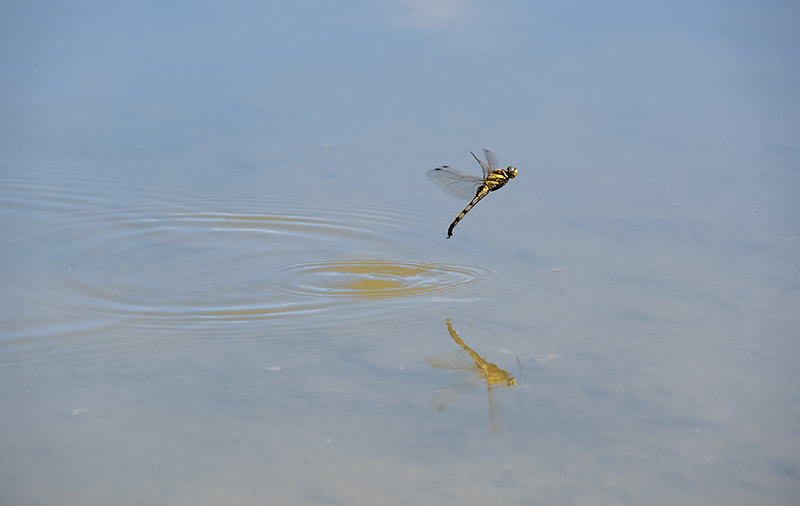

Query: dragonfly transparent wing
<box><xmin>487</xmin><ymin>389</ymin><xmax>504</xmax><ymax>433</ymax></box>
<box><xmin>483</xmin><ymin>149</ymin><xmax>498</xmax><ymax>173</ymax></box>
<box><xmin>425</xmin><ymin>351</ymin><xmax>478</xmax><ymax>371</ymax></box>
<box><xmin>426</xmin><ymin>166</ymin><xmax>483</xmax><ymax>201</ymax></box>
<box><xmin>430</xmin><ymin>385</ymin><xmax>464</xmax><ymax>411</ymax></box>
<box><xmin>469</xmin><ymin>151</ymin><xmax>492</xmax><ymax>179</ymax></box>
<box><xmin>471</xmin><ymin>150</ymin><xmax>491</xmax><ymax>179</ymax></box>
<box><xmin>425</xmin><ymin>351</ymin><xmax>485</xmax><ymax>390</ymax></box>
<box><xmin>426</xmin><ymin>351</ymin><xmax>484</xmax><ymax>411</ymax></box>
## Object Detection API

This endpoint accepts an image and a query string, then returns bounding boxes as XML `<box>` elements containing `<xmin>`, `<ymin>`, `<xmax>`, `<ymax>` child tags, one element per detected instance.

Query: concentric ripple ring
<box><xmin>267</xmin><ymin>259</ymin><xmax>496</xmax><ymax>300</ymax></box>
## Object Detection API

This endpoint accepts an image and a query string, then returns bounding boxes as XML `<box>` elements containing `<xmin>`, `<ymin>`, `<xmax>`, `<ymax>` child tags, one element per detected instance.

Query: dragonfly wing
<box><xmin>430</xmin><ymin>386</ymin><xmax>464</xmax><ymax>411</ymax></box>
<box><xmin>487</xmin><ymin>388</ymin><xmax>505</xmax><ymax>433</ymax></box>
<box><xmin>426</xmin><ymin>167</ymin><xmax>483</xmax><ymax>200</ymax></box>
<box><xmin>483</xmin><ymin>149</ymin><xmax>498</xmax><ymax>173</ymax></box>
<box><xmin>471</xmin><ymin>151</ymin><xmax>491</xmax><ymax>179</ymax></box>
<box><xmin>430</xmin><ymin>370</ymin><xmax>483</xmax><ymax>410</ymax></box>
<box><xmin>425</xmin><ymin>351</ymin><xmax>477</xmax><ymax>371</ymax></box>
<box><xmin>446</xmin><ymin>370</ymin><xmax>484</xmax><ymax>390</ymax></box>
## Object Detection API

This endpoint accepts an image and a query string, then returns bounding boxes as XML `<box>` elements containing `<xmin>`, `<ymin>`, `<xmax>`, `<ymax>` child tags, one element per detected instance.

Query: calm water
<box><xmin>2</xmin><ymin>1</ymin><xmax>799</xmax><ymax>505</ymax></box>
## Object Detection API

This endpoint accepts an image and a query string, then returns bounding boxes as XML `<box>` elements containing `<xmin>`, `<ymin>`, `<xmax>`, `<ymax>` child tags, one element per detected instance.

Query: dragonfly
<box><xmin>425</xmin><ymin>319</ymin><xmax>517</xmax><ymax>433</ymax></box>
<box><xmin>427</xmin><ymin>149</ymin><xmax>517</xmax><ymax>238</ymax></box>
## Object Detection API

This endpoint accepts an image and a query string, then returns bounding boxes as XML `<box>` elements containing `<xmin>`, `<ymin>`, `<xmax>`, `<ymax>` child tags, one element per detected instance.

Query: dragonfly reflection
<box><xmin>427</xmin><ymin>149</ymin><xmax>517</xmax><ymax>238</ymax></box>
<box><xmin>425</xmin><ymin>319</ymin><xmax>517</xmax><ymax>433</ymax></box>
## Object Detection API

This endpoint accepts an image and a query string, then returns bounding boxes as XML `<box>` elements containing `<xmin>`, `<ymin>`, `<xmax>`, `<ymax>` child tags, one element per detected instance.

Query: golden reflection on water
<box><xmin>425</xmin><ymin>319</ymin><xmax>517</xmax><ymax>433</ymax></box>
<box><xmin>270</xmin><ymin>259</ymin><xmax>494</xmax><ymax>300</ymax></box>
<box><xmin>328</xmin><ymin>261</ymin><xmax>431</xmax><ymax>295</ymax></box>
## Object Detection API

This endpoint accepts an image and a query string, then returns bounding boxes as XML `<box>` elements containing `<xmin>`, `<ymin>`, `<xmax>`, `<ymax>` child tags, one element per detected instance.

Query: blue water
<box><xmin>1</xmin><ymin>1</ymin><xmax>798</xmax><ymax>505</ymax></box>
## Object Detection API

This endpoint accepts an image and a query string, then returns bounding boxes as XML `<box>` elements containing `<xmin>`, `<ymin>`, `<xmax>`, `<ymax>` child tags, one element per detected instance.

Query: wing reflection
<box><xmin>425</xmin><ymin>319</ymin><xmax>517</xmax><ymax>433</ymax></box>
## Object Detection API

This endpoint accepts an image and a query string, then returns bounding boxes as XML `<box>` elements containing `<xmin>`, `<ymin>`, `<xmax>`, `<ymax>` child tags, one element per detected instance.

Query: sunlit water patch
<box><xmin>267</xmin><ymin>259</ymin><xmax>494</xmax><ymax>300</ymax></box>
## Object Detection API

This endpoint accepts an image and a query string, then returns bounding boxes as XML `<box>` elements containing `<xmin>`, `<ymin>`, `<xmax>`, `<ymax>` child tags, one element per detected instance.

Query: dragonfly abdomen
<box><xmin>447</xmin><ymin>186</ymin><xmax>490</xmax><ymax>239</ymax></box>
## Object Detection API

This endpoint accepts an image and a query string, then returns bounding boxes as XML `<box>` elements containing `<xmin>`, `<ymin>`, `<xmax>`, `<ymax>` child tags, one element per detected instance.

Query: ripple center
<box><xmin>268</xmin><ymin>259</ymin><xmax>494</xmax><ymax>300</ymax></box>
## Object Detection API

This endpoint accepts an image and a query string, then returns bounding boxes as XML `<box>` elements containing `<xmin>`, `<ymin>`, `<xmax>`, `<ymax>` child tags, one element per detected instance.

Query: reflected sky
<box><xmin>5</xmin><ymin>1</ymin><xmax>797</xmax><ymax>180</ymax></box>
<box><xmin>1</xmin><ymin>1</ymin><xmax>799</xmax><ymax>505</ymax></box>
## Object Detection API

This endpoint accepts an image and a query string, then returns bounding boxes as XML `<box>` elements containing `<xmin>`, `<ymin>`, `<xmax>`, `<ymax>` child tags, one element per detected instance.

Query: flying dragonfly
<box><xmin>427</xmin><ymin>149</ymin><xmax>517</xmax><ymax>238</ymax></box>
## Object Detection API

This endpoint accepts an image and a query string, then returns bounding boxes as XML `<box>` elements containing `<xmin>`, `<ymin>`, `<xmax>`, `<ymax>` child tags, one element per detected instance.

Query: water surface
<box><xmin>1</xmin><ymin>1</ymin><xmax>798</xmax><ymax>505</ymax></box>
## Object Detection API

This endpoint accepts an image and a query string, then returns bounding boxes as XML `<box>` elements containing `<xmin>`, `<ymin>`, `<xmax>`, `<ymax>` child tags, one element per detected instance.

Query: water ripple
<box><xmin>2</xmin><ymin>173</ymin><xmax>494</xmax><ymax>342</ymax></box>
<box><xmin>267</xmin><ymin>259</ymin><xmax>495</xmax><ymax>300</ymax></box>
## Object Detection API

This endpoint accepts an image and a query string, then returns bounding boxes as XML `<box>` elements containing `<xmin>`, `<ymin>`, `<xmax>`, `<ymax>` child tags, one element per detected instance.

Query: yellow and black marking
<box><xmin>447</xmin><ymin>185</ymin><xmax>488</xmax><ymax>238</ymax></box>
<box><xmin>427</xmin><ymin>150</ymin><xmax>517</xmax><ymax>239</ymax></box>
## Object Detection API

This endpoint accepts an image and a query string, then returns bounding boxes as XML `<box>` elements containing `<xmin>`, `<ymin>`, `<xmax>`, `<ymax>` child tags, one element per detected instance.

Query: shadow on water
<box><xmin>425</xmin><ymin>319</ymin><xmax>517</xmax><ymax>434</ymax></box>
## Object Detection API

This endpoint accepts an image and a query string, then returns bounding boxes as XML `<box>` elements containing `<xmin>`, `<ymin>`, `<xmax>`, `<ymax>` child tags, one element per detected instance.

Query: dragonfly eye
<box><xmin>506</xmin><ymin>166</ymin><xmax>517</xmax><ymax>178</ymax></box>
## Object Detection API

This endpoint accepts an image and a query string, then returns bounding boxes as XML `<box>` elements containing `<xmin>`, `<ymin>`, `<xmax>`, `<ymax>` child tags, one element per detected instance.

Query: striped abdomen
<box><xmin>447</xmin><ymin>186</ymin><xmax>490</xmax><ymax>238</ymax></box>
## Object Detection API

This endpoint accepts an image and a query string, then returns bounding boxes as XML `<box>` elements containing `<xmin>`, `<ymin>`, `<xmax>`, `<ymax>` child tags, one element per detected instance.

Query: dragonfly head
<box><xmin>505</xmin><ymin>166</ymin><xmax>517</xmax><ymax>179</ymax></box>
